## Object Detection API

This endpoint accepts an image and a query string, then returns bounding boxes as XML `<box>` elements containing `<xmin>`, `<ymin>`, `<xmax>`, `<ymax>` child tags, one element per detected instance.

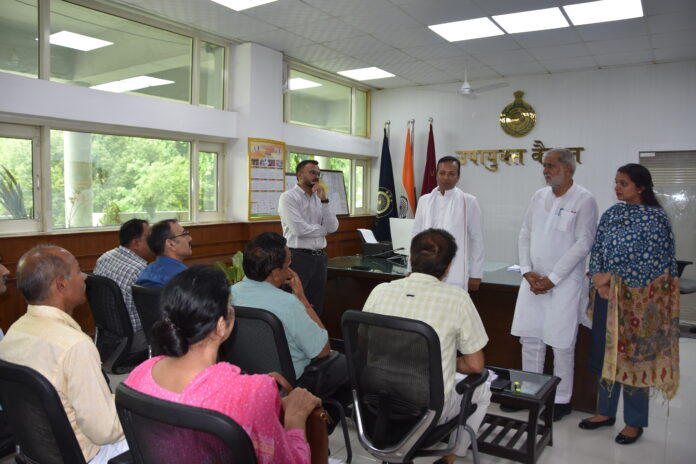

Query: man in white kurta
<box><xmin>413</xmin><ymin>156</ymin><xmax>484</xmax><ymax>291</ymax></box>
<box><xmin>511</xmin><ymin>149</ymin><xmax>598</xmax><ymax>420</ymax></box>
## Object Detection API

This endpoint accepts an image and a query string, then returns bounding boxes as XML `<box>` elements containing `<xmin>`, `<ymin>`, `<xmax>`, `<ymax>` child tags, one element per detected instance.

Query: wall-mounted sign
<box><xmin>248</xmin><ymin>138</ymin><xmax>285</xmax><ymax>221</ymax></box>
<box><xmin>456</xmin><ymin>140</ymin><xmax>584</xmax><ymax>172</ymax></box>
<box><xmin>500</xmin><ymin>91</ymin><xmax>536</xmax><ymax>137</ymax></box>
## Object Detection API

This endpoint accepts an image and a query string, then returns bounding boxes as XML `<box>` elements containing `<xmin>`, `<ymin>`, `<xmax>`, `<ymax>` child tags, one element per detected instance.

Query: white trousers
<box><xmin>520</xmin><ymin>336</ymin><xmax>574</xmax><ymax>404</ymax></box>
<box><xmin>89</xmin><ymin>439</ymin><xmax>129</xmax><ymax>464</ymax></box>
<box><xmin>437</xmin><ymin>381</ymin><xmax>491</xmax><ymax>456</ymax></box>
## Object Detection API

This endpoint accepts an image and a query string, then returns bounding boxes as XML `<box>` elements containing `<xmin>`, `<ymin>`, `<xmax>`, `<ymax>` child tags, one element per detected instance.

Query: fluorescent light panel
<box><xmin>49</xmin><ymin>31</ymin><xmax>112</xmax><ymax>51</ymax></box>
<box><xmin>564</xmin><ymin>0</ymin><xmax>644</xmax><ymax>26</ymax></box>
<box><xmin>210</xmin><ymin>0</ymin><xmax>278</xmax><ymax>11</ymax></box>
<box><xmin>288</xmin><ymin>78</ymin><xmax>322</xmax><ymax>90</ymax></box>
<box><xmin>428</xmin><ymin>17</ymin><xmax>504</xmax><ymax>42</ymax></box>
<box><xmin>91</xmin><ymin>76</ymin><xmax>174</xmax><ymax>93</ymax></box>
<box><xmin>493</xmin><ymin>7</ymin><xmax>569</xmax><ymax>34</ymax></box>
<box><xmin>337</xmin><ymin>67</ymin><xmax>395</xmax><ymax>81</ymax></box>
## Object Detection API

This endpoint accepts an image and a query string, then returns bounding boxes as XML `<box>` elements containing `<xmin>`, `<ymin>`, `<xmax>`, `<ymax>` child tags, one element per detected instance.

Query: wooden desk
<box><xmin>323</xmin><ymin>257</ymin><xmax>597</xmax><ymax>413</ymax></box>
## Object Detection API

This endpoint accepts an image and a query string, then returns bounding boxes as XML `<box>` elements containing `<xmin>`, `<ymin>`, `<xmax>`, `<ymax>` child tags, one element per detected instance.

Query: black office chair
<box><xmin>219</xmin><ymin>305</ymin><xmax>351</xmax><ymax>462</ymax></box>
<box><xmin>86</xmin><ymin>274</ymin><xmax>148</xmax><ymax>373</ymax></box>
<box><xmin>341</xmin><ymin>310</ymin><xmax>489</xmax><ymax>464</ymax></box>
<box><xmin>131</xmin><ymin>285</ymin><xmax>163</xmax><ymax>357</ymax></box>
<box><xmin>115</xmin><ymin>383</ymin><xmax>256</xmax><ymax>464</ymax></box>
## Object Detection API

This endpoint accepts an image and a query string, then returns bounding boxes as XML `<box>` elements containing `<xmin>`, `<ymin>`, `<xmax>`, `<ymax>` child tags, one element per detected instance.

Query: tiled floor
<box><xmin>329</xmin><ymin>337</ymin><xmax>696</xmax><ymax>464</ymax></box>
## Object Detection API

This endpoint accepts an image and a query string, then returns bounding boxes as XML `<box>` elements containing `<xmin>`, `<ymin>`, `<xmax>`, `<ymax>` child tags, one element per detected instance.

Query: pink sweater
<box><xmin>125</xmin><ymin>356</ymin><xmax>310</xmax><ymax>464</ymax></box>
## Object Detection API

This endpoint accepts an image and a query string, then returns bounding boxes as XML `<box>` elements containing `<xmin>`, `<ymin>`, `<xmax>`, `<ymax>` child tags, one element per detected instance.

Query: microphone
<box><xmin>365</xmin><ymin>247</ymin><xmax>404</xmax><ymax>257</ymax></box>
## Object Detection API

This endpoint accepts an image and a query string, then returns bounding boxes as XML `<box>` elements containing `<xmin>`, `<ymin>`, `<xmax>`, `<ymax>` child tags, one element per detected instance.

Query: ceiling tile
<box><xmin>642</xmin><ymin>0</ymin><xmax>696</xmax><ymax>15</ymax></box>
<box><xmin>324</xmin><ymin>35</ymin><xmax>393</xmax><ymax>56</ymax></box>
<box><xmin>538</xmin><ymin>56</ymin><xmax>597</xmax><ymax>72</ymax></box>
<box><xmin>529</xmin><ymin>43</ymin><xmax>590</xmax><ymax>61</ymax></box>
<box><xmin>242</xmin><ymin>0</ymin><xmax>330</xmax><ymax>28</ymax></box>
<box><xmin>398</xmin><ymin>0</ymin><xmax>486</xmax><ymax>26</ymax></box>
<box><xmin>574</xmin><ymin>18</ymin><xmax>648</xmax><ymax>42</ymax></box>
<box><xmin>474</xmin><ymin>0</ymin><xmax>559</xmax><ymax>16</ymax></box>
<box><xmin>304</xmin><ymin>0</ymin><xmax>393</xmax><ymax>17</ymax></box>
<box><xmin>585</xmin><ymin>36</ymin><xmax>651</xmax><ymax>55</ymax></box>
<box><xmin>594</xmin><ymin>50</ymin><xmax>654</xmax><ymax>67</ymax></box>
<box><xmin>424</xmin><ymin>56</ymin><xmax>481</xmax><ymax>72</ymax></box>
<box><xmin>647</xmin><ymin>10</ymin><xmax>696</xmax><ymax>34</ymax></box>
<box><xmin>284</xmin><ymin>43</ymin><xmax>342</xmax><ymax>63</ymax></box>
<box><xmin>372</xmin><ymin>27</ymin><xmax>445</xmax><ymax>49</ymax></box>
<box><xmin>489</xmin><ymin>61</ymin><xmax>548</xmax><ymax>76</ymax></box>
<box><xmin>370</xmin><ymin>76</ymin><xmax>416</xmax><ymax>89</ymax></box>
<box><xmin>454</xmin><ymin>36</ymin><xmax>521</xmax><ymax>54</ymax></box>
<box><xmin>512</xmin><ymin>28</ymin><xmax>582</xmax><ymax>48</ymax></box>
<box><xmin>653</xmin><ymin>45</ymin><xmax>696</xmax><ymax>62</ymax></box>
<box><xmin>340</xmin><ymin>6</ymin><xmax>422</xmax><ymax>33</ymax></box>
<box><xmin>651</xmin><ymin>29</ymin><xmax>696</xmax><ymax>49</ymax></box>
<box><xmin>383</xmin><ymin>60</ymin><xmax>441</xmax><ymax>76</ymax></box>
<box><xmin>402</xmin><ymin>43</ymin><xmax>467</xmax><ymax>60</ymax></box>
<box><xmin>354</xmin><ymin>49</ymin><xmax>418</xmax><ymax>66</ymax></box>
<box><xmin>310</xmin><ymin>56</ymin><xmax>371</xmax><ymax>72</ymax></box>
<box><xmin>285</xmin><ymin>17</ymin><xmax>365</xmax><ymax>43</ymax></box>
<box><xmin>474</xmin><ymin>49</ymin><xmax>536</xmax><ymax>66</ymax></box>
<box><xmin>240</xmin><ymin>29</ymin><xmax>312</xmax><ymax>52</ymax></box>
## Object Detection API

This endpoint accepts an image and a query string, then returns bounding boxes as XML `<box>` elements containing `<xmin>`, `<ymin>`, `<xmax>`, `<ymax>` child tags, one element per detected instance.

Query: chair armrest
<box><xmin>108</xmin><ymin>450</ymin><xmax>133</xmax><ymax>464</ymax></box>
<box><xmin>305</xmin><ymin>350</ymin><xmax>341</xmax><ymax>373</ymax></box>
<box><xmin>454</xmin><ymin>369</ymin><xmax>489</xmax><ymax>395</ymax></box>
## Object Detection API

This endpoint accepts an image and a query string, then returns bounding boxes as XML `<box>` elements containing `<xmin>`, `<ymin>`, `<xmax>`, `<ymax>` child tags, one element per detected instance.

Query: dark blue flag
<box><xmin>375</xmin><ymin>128</ymin><xmax>397</xmax><ymax>241</ymax></box>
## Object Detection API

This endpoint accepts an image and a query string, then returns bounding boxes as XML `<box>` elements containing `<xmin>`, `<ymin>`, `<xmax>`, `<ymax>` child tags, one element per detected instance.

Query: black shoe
<box><xmin>578</xmin><ymin>417</ymin><xmax>616</xmax><ymax>430</ymax></box>
<box><xmin>500</xmin><ymin>404</ymin><xmax>524</xmax><ymax>412</ymax></box>
<box><xmin>615</xmin><ymin>427</ymin><xmax>643</xmax><ymax>445</ymax></box>
<box><xmin>553</xmin><ymin>403</ymin><xmax>572</xmax><ymax>422</ymax></box>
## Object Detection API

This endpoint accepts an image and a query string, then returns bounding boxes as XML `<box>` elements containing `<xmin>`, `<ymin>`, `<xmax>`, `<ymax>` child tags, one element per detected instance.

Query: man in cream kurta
<box><xmin>511</xmin><ymin>149</ymin><xmax>598</xmax><ymax>420</ymax></box>
<box><xmin>412</xmin><ymin>156</ymin><xmax>484</xmax><ymax>291</ymax></box>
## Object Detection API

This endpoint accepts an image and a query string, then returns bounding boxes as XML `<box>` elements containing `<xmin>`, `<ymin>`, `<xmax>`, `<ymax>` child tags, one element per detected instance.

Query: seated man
<box><xmin>231</xmin><ymin>232</ymin><xmax>347</xmax><ymax>396</ymax></box>
<box><xmin>0</xmin><ymin>245</ymin><xmax>127</xmax><ymax>463</ymax></box>
<box><xmin>94</xmin><ymin>218</ymin><xmax>152</xmax><ymax>349</ymax></box>
<box><xmin>136</xmin><ymin>219</ymin><xmax>191</xmax><ymax>287</ymax></box>
<box><xmin>362</xmin><ymin>228</ymin><xmax>491</xmax><ymax>464</ymax></box>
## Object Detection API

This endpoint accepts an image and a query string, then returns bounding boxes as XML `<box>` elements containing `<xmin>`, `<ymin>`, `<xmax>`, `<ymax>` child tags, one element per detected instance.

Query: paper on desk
<box><xmin>358</xmin><ymin>228</ymin><xmax>378</xmax><ymax>244</ymax></box>
<box><xmin>507</xmin><ymin>264</ymin><xmax>521</xmax><ymax>273</ymax></box>
<box><xmin>455</xmin><ymin>369</ymin><xmax>497</xmax><ymax>384</ymax></box>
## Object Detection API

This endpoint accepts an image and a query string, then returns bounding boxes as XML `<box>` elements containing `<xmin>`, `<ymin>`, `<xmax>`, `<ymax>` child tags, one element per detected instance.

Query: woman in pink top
<box><xmin>125</xmin><ymin>266</ymin><xmax>320</xmax><ymax>464</ymax></box>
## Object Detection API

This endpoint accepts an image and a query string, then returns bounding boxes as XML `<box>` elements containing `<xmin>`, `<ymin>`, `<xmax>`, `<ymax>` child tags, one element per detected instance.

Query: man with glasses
<box><xmin>278</xmin><ymin>160</ymin><xmax>339</xmax><ymax>316</ymax></box>
<box><xmin>136</xmin><ymin>219</ymin><xmax>192</xmax><ymax>287</ymax></box>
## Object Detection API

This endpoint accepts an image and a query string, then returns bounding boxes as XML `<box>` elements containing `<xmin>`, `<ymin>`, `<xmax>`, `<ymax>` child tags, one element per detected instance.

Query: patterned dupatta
<box><xmin>591</xmin><ymin>273</ymin><xmax>680</xmax><ymax>400</ymax></box>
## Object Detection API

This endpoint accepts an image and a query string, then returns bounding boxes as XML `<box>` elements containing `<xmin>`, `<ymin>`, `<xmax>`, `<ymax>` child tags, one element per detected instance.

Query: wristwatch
<box><xmin>321</xmin><ymin>199</ymin><xmax>329</xmax><ymax>203</ymax></box>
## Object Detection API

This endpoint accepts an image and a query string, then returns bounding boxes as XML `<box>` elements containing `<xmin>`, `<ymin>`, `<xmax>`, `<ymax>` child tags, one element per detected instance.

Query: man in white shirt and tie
<box><xmin>412</xmin><ymin>156</ymin><xmax>484</xmax><ymax>292</ymax></box>
<box><xmin>278</xmin><ymin>160</ymin><xmax>339</xmax><ymax>316</ymax></box>
<box><xmin>510</xmin><ymin>148</ymin><xmax>598</xmax><ymax>421</ymax></box>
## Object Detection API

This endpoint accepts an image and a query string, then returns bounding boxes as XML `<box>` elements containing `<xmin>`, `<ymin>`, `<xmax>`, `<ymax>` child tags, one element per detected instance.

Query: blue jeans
<box><xmin>597</xmin><ymin>378</ymin><xmax>649</xmax><ymax>428</ymax></box>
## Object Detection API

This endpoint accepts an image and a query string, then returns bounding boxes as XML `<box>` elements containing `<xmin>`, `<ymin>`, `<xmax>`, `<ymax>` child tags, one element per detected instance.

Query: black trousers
<box><xmin>290</xmin><ymin>249</ymin><xmax>328</xmax><ymax>317</ymax></box>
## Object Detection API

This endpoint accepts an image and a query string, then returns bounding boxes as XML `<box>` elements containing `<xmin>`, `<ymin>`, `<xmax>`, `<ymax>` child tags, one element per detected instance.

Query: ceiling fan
<box><xmin>458</xmin><ymin>60</ymin><xmax>508</xmax><ymax>99</ymax></box>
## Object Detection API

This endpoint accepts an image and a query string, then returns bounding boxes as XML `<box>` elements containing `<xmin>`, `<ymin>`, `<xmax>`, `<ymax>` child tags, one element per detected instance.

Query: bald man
<box><xmin>0</xmin><ymin>245</ymin><xmax>127</xmax><ymax>463</ymax></box>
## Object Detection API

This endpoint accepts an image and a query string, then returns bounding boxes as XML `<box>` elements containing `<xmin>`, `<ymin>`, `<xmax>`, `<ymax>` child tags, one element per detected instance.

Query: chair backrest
<box><xmin>219</xmin><ymin>306</ymin><xmax>296</xmax><ymax>385</ymax></box>
<box><xmin>131</xmin><ymin>285</ymin><xmax>163</xmax><ymax>347</ymax></box>
<box><xmin>86</xmin><ymin>274</ymin><xmax>133</xmax><ymax>356</ymax></box>
<box><xmin>116</xmin><ymin>383</ymin><xmax>257</xmax><ymax>464</ymax></box>
<box><xmin>0</xmin><ymin>359</ymin><xmax>87</xmax><ymax>464</ymax></box>
<box><xmin>341</xmin><ymin>310</ymin><xmax>445</xmax><ymax>458</ymax></box>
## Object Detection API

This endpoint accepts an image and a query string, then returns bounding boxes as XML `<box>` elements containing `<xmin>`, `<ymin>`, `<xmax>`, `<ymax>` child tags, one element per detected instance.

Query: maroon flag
<box><xmin>421</xmin><ymin>123</ymin><xmax>437</xmax><ymax>195</ymax></box>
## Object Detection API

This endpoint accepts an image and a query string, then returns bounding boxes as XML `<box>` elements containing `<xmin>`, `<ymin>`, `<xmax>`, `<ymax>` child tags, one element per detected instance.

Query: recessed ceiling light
<box><xmin>288</xmin><ymin>78</ymin><xmax>322</xmax><ymax>90</ymax></box>
<box><xmin>428</xmin><ymin>17</ymin><xmax>504</xmax><ymax>42</ymax></box>
<box><xmin>337</xmin><ymin>67</ymin><xmax>395</xmax><ymax>81</ymax></box>
<box><xmin>49</xmin><ymin>31</ymin><xmax>112</xmax><ymax>51</ymax></box>
<box><xmin>210</xmin><ymin>0</ymin><xmax>278</xmax><ymax>12</ymax></box>
<box><xmin>564</xmin><ymin>0</ymin><xmax>643</xmax><ymax>26</ymax></box>
<box><xmin>493</xmin><ymin>7</ymin><xmax>569</xmax><ymax>34</ymax></box>
<box><xmin>91</xmin><ymin>76</ymin><xmax>174</xmax><ymax>93</ymax></box>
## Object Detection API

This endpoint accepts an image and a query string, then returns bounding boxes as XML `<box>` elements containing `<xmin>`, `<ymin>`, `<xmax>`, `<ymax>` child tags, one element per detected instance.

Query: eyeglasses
<box><xmin>307</xmin><ymin>169</ymin><xmax>322</xmax><ymax>178</ymax></box>
<box><xmin>168</xmin><ymin>230</ymin><xmax>190</xmax><ymax>240</ymax></box>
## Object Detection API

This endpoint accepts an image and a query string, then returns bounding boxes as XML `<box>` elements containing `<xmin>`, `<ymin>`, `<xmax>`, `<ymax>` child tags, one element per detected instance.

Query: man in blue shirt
<box><xmin>135</xmin><ymin>219</ymin><xmax>191</xmax><ymax>287</ymax></box>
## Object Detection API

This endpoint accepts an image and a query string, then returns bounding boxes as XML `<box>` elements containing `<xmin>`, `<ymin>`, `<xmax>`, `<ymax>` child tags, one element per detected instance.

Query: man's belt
<box><xmin>291</xmin><ymin>248</ymin><xmax>325</xmax><ymax>256</ymax></box>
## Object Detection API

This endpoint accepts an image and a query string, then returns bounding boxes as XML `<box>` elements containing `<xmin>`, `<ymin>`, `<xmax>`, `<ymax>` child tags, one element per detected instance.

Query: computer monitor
<box><xmin>389</xmin><ymin>218</ymin><xmax>414</xmax><ymax>257</ymax></box>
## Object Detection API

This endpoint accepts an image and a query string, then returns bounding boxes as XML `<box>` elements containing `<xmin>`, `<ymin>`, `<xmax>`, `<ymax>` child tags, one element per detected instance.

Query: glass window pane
<box><xmin>50</xmin><ymin>0</ymin><xmax>192</xmax><ymax>103</ymax></box>
<box><xmin>200</xmin><ymin>41</ymin><xmax>225</xmax><ymax>109</ymax></box>
<box><xmin>0</xmin><ymin>137</ymin><xmax>33</xmax><ymax>220</ymax></box>
<box><xmin>329</xmin><ymin>157</ymin><xmax>351</xmax><ymax>205</ymax></box>
<box><xmin>354</xmin><ymin>89</ymin><xmax>368</xmax><ymax>137</ymax></box>
<box><xmin>286</xmin><ymin>70</ymin><xmax>351</xmax><ymax>134</ymax></box>
<box><xmin>51</xmin><ymin>130</ymin><xmax>190</xmax><ymax>229</ymax></box>
<box><xmin>288</xmin><ymin>152</ymin><xmax>315</xmax><ymax>173</ymax></box>
<box><xmin>355</xmin><ymin>165</ymin><xmax>364</xmax><ymax>208</ymax></box>
<box><xmin>199</xmin><ymin>151</ymin><xmax>218</xmax><ymax>212</ymax></box>
<box><xmin>0</xmin><ymin>0</ymin><xmax>38</xmax><ymax>78</ymax></box>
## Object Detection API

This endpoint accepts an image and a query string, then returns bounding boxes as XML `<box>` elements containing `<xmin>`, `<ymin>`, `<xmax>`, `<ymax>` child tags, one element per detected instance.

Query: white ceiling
<box><xmin>108</xmin><ymin>0</ymin><xmax>696</xmax><ymax>88</ymax></box>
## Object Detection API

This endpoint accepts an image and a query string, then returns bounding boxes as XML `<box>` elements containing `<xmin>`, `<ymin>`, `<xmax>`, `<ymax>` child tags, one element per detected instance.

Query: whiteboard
<box><xmin>285</xmin><ymin>170</ymin><xmax>349</xmax><ymax>215</ymax></box>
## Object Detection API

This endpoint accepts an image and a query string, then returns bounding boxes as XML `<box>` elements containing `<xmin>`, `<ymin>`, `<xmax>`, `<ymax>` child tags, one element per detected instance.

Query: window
<box><xmin>0</xmin><ymin>124</ymin><xmax>39</xmax><ymax>234</ymax></box>
<box><xmin>199</xmin><ymin>41</ymin><xmax>226</xmax><ymax>109</ymax></box>
<box><xmin>288</xmin><ymin>151</ymin><xmax>369</xmax><ymax>215</ymax></box>
<box><xmin>0</xmin><ymin>0</ymin><xmax>39</xmax><ymax>79</ymax></box>
<box><xmin>284</xmin><ymin>67</ymin><xmax>370</xmax><ymax>137</ymax></box>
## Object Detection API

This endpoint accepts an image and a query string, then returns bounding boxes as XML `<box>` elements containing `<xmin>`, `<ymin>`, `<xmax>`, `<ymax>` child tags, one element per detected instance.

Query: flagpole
<box><xmin>384</xmin><ymin>120</ymin><xmax>390</xmax><ymax>140</ymax></box>
<box><xmin>408</xmin><ymin>119</ymin><xmax>415</xmax><ymax>154</ymax></box>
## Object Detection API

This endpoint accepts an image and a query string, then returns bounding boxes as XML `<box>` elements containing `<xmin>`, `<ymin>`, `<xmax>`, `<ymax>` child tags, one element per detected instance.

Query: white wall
<box><xmin>371</xmin><ymin>60</ymin><xmax>696</xmax><ymax>263</ymax></box>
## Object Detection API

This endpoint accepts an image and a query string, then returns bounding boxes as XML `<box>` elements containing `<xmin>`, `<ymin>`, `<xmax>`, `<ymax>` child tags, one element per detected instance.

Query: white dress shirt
<box><xmin>278</xmin><ymin>184</ymin><xmax>339</xmax><ymax>250</ymax></box>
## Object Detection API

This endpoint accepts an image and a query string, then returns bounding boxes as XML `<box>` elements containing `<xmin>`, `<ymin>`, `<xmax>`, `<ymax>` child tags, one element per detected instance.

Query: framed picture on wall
<box><xmin>248</xmin><ymin>138</ymin><xmax>286</xmax><ymax>221</ymax></box>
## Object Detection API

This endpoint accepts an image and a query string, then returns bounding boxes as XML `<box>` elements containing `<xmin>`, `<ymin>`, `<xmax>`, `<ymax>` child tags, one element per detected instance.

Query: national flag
<box><xmin>374</xmin><ymin>128</ymin><xmax>397</xmax><ymax>241</ymax></box>
<box><xmin>401</xmin><ymin>127</ymin><xmax>416</xmax><ymax>217</ymax></box>
<box><xmin>421</xmin><ymin>123</ymin><xmax>437</xmax><ymax>196</ymax></box>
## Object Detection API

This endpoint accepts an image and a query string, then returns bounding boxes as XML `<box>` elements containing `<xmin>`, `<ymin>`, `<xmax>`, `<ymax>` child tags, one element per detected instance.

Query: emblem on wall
<box><xmin>500</xmin><ymin>91</ymin><xmax>536</xmax><ymax>137</ymax></box>
<box><xmin>376</xmin><ymin>188</ymin><xmax>394</xmax><ymax>217</ymax></box>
